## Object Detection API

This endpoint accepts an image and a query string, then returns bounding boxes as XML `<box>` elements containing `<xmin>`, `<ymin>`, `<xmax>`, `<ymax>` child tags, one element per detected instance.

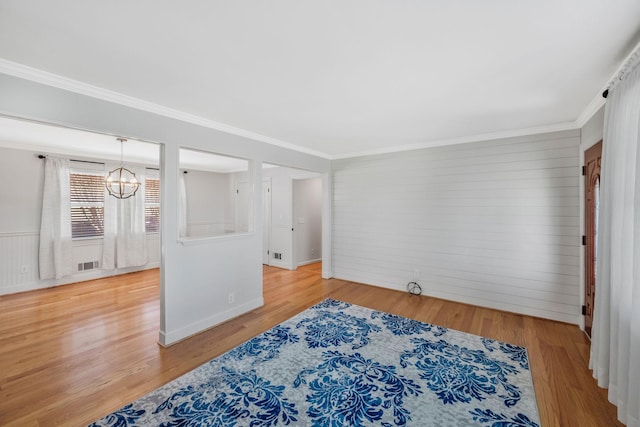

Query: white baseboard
<box><xmin>0</xmin><ymin>262</ymin><xmax>160</xmax><ymax>296</ymax></box>
<box><xmin>158</xmin><ymin>297</ymin><xmax>264</xmax><ymax>347</ymax></box>
<box><xmin>297</xmin><ymin>258</ymin><xmax>321</xmax><ymax>268</ymax></box>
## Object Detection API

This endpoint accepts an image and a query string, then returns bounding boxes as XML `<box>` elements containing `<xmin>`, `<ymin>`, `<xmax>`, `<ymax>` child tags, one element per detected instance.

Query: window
<box><xmin>70</xmin><ymin>169</ymin><xmax>160</xmax><ymax>238</ymax></box>
<box><xmin>70</xmin><ymin>172</ymin><xmax>105</xmax><ymax>238</ymax></box>
<box><xmin>145</xmin><ymin>177</ymin><xmax>160</xmax><ymax>233</ymax></box>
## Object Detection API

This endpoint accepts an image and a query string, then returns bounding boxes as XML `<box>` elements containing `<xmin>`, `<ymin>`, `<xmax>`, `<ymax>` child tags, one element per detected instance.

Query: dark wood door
<box><xmin>584</xmin><ymin>140</ymin><xmax>602</xmax><ymax>337</ymax></box>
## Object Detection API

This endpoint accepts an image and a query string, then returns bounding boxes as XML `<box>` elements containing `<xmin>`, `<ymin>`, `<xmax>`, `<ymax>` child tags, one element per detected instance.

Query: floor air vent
<box><xmin>78</xmin><ymin>260</ymin><xmax>100</xmax><ymax>272</ymax></box>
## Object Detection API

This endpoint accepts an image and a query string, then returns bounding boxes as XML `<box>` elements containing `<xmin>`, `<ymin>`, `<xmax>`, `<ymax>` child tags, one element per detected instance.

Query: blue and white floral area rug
<box><xmin>90</xmin><ymin>299</ymin><xmax>540</xmax><ymax>426</ymax></box>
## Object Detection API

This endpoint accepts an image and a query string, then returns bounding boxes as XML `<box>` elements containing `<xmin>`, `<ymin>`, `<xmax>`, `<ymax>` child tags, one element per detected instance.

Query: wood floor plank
<box><xmin>0</xmin><ymin>264</ymin><xmax>621</xmax><ymax>426</ymax></box>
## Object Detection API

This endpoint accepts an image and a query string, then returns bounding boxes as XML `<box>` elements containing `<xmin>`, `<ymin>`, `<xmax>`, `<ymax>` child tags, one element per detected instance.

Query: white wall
<box><xmin>0</xmin><ymin>146</ymin><xmax>161</xmax><ymax>295</ymax></box>
<box><xmin>333</xmin><ymin>130</ymin><xmax>581</xmax><ymax>324</ymax></box>
<box><xmin>0</xmin><ymin>73</ymin><xmax>331</xmax><ymax>345</ymax></box>
<box><xmin>293</xmin><ymin>177</ymin><xmax>322</xmax><ymax>266</ymax></box>
<box><xmin>183</xmin><ymin>170</ymin><xmax>235</xmax><ymax>237</ymax></box>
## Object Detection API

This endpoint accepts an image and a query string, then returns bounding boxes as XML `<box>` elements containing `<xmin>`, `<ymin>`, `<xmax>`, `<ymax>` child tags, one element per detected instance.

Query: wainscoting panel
<box><xmin>0</xmin><ymin>232</ymin><xmax>161</xmax><ymax>295</ymax></box>
<box><xmin>332</xmin><ymin>130</ymin><xmax>581</xmax><ymax>324</ymax></box>
<box><xmin>0</xmin><ymin>232</ymin><xmax>39</xmax><ymax>292</ymax></box>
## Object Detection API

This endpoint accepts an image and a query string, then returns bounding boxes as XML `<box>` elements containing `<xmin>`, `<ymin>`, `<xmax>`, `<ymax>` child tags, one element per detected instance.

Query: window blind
<box><xmin>70</xmin><ymin>172</ymin><xmax>105</xmax><ymax>238</ymax></box>
<box><xmin>145</xmin><ymin>178</ymin><xmax>160</xmax><ymax>233</ymax></box>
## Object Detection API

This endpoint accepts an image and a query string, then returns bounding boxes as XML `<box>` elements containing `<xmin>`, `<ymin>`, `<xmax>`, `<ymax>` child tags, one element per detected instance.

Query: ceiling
<box><xmin>1</xmin><ymin>1</ymin><xmax>640</xmax><ymax>159</ymax></box>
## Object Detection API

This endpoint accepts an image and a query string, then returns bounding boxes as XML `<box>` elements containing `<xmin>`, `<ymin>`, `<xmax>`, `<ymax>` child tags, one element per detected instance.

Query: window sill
<box><xmin>178</xmin><ymin>232</ymin><xmax>254</xmax><ymax>246</ymax></box>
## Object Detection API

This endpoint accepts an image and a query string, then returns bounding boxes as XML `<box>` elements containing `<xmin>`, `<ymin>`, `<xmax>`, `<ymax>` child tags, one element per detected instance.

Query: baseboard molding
<box><xmin>0</xmin><ymin>262</ymin><xmax>160</xmax><ymax>296</ymax></box>
<box><xmin>158</xmin><ymin>297</ymin><xmax>264</xmax><ymax>347</ymax></box>
<box><xmin>332</xmin><ymin>272</ymin><xmax>580</xmax><ymax>325</ymax></box>
<box><xmin>296</xmin><ymin>258</ymin><xmax>321</xmax><ymax>268</ymax></box>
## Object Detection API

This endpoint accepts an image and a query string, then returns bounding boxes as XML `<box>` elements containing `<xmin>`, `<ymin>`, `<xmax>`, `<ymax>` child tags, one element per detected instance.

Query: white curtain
<box><xmin>590</xmin><ymin>60</ymin><xmax>640</xmax><ymax>426</ymax></box>
<box><xmin>39</xmin><ymin>156</ymin><xmax>74</xmax><ymax>279</ymax></box>
<box><xmin>178</xmin><ymin>171</ymin><xmax>188</xmax><ymax>238</ymax></box>
<box><xmin>102</xmin><ymin>164</ymin><xmax>148</xmax><ymax>269</ymax></box>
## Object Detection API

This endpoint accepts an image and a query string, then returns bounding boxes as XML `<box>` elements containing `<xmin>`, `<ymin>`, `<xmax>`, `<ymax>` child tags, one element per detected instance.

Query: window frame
<box><xmin>69</xmin><ymin>168</ymin><xmax>106</xmax><ymax>240</ymax></box>
<box><xmin>69</xmin><ymin>165</ymin><xmax>161</xmax><ymax>239</ymax></box>
<box><xmin>145</xmin><ymin>170</ymin><xmax>160</xmax><ymax>234</ymax></box>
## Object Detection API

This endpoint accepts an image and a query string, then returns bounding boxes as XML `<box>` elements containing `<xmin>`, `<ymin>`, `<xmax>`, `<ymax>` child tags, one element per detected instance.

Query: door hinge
<box><xmin>236</xmin><ymin>189</ymin><xmax>239</xmax><ymax>194</ymax></box>
<box><xmin>582</xmin><ymin>305</ymin><xmax>587</xmax><ymax>316</ymax></box>
<box><xmin>582</xmin><ymin>235</ymin><xmax>586</xmax><ymax>246</ymax></box>
<box><xmin>267</xmin><ymin>250</ymin><xmax>269</xmax><ymax>255</ymax></box>
<box><xmin>582</xmin><ymin>166</ymin><xmax>586</xmax><ymax>176</ymax></box>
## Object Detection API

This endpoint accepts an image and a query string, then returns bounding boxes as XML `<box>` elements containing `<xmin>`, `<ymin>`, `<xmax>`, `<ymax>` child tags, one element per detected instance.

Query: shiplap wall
<box><xmin>333</xmin><ymin>130</ymin><xmax>581</xmax><ymax>323</ymax></box>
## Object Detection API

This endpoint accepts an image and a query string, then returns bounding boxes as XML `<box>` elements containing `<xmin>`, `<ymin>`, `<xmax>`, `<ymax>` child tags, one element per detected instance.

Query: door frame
<box><xmin>262</xmin><ymin>178</ymin><xmax>271</xmax><ymax>265</ymax></box>
<box><xmin>583</xmin><ymin>139</ymin><xmax>602</xmax><ymax>337</ymax></box>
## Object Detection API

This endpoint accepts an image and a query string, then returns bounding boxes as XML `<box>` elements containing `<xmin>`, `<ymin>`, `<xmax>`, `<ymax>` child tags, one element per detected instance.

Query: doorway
<box><xmin>262</xmin><ymin>164</ymin><xmax>323</xmax><ymax>270</ymax></box>
<box><xmin>292</xmin><ymin>177</ymin><xmax>323</xmax><ymax>269</ymax></box>
<box><xmin>263</xmin><ymin>178</ymin><xmax>271</xmax><ymax>265</ymax></box>
<box><xmin>584</xmin><ymin>140</ymin><xmax>602</xmax><ymax>337</ymax></box>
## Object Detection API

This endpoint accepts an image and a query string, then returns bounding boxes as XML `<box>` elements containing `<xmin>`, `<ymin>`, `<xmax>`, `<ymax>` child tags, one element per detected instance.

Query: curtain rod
<box><xmin>602</xmin><ymin>41</ymin><xmax>640</xmax><ymax>99</ymax></box>
<box><xmin>38</xmin><ymin>154</ymin><xmax>103</xmax><ymax>165</ymax></box>
<box><xmin>37</xmin><ymin>154</ymin><xmax>159</xmax><ymax>170</ymax></box>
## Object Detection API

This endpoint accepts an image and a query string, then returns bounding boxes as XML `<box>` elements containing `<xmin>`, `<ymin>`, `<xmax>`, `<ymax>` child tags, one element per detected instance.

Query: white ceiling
<box><xmin>1</xmin><ymin>1</ymin><xmax>640</xmax><ymax>159</ymax></box>
<box><xmin>0</xmin><ymin>116</ymin><xmax>253</xmax><ymax>173</ymax></box>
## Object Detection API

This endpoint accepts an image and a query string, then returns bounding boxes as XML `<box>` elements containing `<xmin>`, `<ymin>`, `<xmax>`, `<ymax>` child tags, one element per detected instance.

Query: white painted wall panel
<box><xmin>333</xmin><ymin>130</ymin><xmax>581</xmax><ymax>323</ymax></box>
<box><xmin>184</xmin><ymin>170</ymin><xmax>235</xmax><ymax>237</ymax></box>
<box><xmin>293</xmin><ymin>177</ymin><xmax>322</xmax><ymax>266</ymax></box>
<box><xmin>0</xmin><ymin>232</ymin><xmax>160</xmax><ymax>295</ymax></box>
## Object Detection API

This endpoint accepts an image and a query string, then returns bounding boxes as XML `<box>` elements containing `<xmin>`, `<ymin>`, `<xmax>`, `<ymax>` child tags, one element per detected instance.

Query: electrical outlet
<box><xmin>228</xmin><ymin>292</ymin><xmax>235</xmax><ymax>304</ymax></box>
<box><xmin>413</xmin><ymin>269</ymin><xmax>420</xmax><ymax>280</ymax></box>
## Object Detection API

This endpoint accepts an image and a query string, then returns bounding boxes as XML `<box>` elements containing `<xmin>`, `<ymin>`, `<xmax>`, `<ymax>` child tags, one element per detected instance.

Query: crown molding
<box><xmin>0</xmin><ymin>58</ymin><xmax>615</xmax><ymax>162</ymax></box>
<box><xmin>575</xmin><ymin>92</ymin><xmax>606</xmax><ymax>129</ymax></box>
<box><xmin>575</xmin><ymin>39</ymin><xmax>640</xmax><ymax>129</ymax></box>
<box><xmin>332</xmin><ymin>121</ymin><xmax>579</xmax><ymax>159</ymax></box>
<box><xmin>0</xmin><ymin>59</ymin><xmax>332</xmax><ymax>159</ymax></box>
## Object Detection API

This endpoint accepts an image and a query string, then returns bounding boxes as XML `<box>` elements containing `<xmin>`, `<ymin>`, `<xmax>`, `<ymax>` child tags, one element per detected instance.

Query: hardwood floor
<box><xmin>0</xmin><ymin>263</ymin><xmax>621</xmax><ymax>426</ymax></box>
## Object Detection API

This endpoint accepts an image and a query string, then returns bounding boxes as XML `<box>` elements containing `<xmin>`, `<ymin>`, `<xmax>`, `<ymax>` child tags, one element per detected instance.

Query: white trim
<box><xmin>335</xmin><ymin>272</ymin><xmax>580</xmax><ymax>325</ymax></box>
<box><xmin>0</xmin><ymin>231</ymin><xmax>39</xmax><ymax>237</ymax></box>
<box><xmin>575</xmin><ymin>93</ymin><xmax>607</xmax><ymax>129</ymax></box>
<box><xmin>297</xmin><ymin>258</ymin><xmax>322</xmax><ymax>268</ymax></box>
<box><xmin>0</xmin><ymin>262</ymin><xmax>160</xmax><ymax>296</ymax></box>
<box><xmin>158</xmin><ymin>297</ymin><xmax>264</xmax><ymax>346</ymax></box>
<box><xmin>604</xmin><ymin>39</ymin><xmax>640</xmax><ymax>91</ymax></box>
<box><xmin>0</xmin><ymin>56</ymin><xmax>626</xmax><ymax>160</ymax></box>
<box><xmin>332</xmin><ymin>121</ymin><xmax>578</xmax><ymax>159</ymax></box>
<box><xmin>178</xmin><ymin>231</ymin><xmax>254</xmax><ymax>246</ymax></box>
<box><xmin>0</xmin><ymin>59</ymin><xmax>330</xmax><ymax>160</ymax></box>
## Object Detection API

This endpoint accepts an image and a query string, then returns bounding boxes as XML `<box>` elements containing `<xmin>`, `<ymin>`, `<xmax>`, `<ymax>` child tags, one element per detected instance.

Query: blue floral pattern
<box><xmin>294</xmin><ymin>351</ymin><xmax>422</xmax><ymax>426</ymax></box>
<box><xmin>88</xmin><ymin>404</ymin><xmax>145</xmax><ymax>427</ymax></box>
<box><xmin>153</xmin><ymin>368</ymin><xmax>297</xmax><ymax>427</ymax></box>
<box><xmin>311</xmin><ymin>298</ymin><xmax>352</xmax><ymax>311</ymax></box>
<box><xmin>224</xmin><ymin>325</ymin><xmax>299</xmax><ymax>363</ymax></box>
<box><xmin>400</xmin><ymin>338</ymin><xmax>522</xmax><ymax>407</ymax></box>
<box><xmin>371</xmin><ymin>311</ymin><xmax>448</xmax><ymax>337</ymax></box>
<box><xmin>296</xmin><ymin>310</ymin><xmax>381</xmax><ymax>349</ymax></box>
<box><xmin>482</xmin><ymin>338</ymin><xmax>530</xmax><ymax>370</ymax></box>
<box><xmin>90</xmin><ymin>299</ymin><xmax>539</xmax><ymax>426</ymax></box>
<box><xmin>470</xmin><ymin>408</ymin><xmax>540</xmax><ymax>427</ymax></box>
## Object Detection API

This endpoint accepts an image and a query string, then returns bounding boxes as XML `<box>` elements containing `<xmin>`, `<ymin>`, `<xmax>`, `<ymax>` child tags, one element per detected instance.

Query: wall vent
<box><xmin>78</xmin><ymin>260</ymin><xmax>100</xmax><ymax>272</ymax></box>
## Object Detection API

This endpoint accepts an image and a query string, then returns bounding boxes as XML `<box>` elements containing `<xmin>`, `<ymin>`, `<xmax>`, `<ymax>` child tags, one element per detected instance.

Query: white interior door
<box><xmin>262</xmin><ymin>179</ymin><xmax>271</xmax><ymax>265</ymax></box>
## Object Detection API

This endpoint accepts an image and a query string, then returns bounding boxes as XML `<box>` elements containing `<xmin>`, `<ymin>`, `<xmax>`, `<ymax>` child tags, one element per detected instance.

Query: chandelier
<box><xmin>105</xmin><ymin>137</ymin><xmax>140</xmax><ymax>199</ymax></box>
